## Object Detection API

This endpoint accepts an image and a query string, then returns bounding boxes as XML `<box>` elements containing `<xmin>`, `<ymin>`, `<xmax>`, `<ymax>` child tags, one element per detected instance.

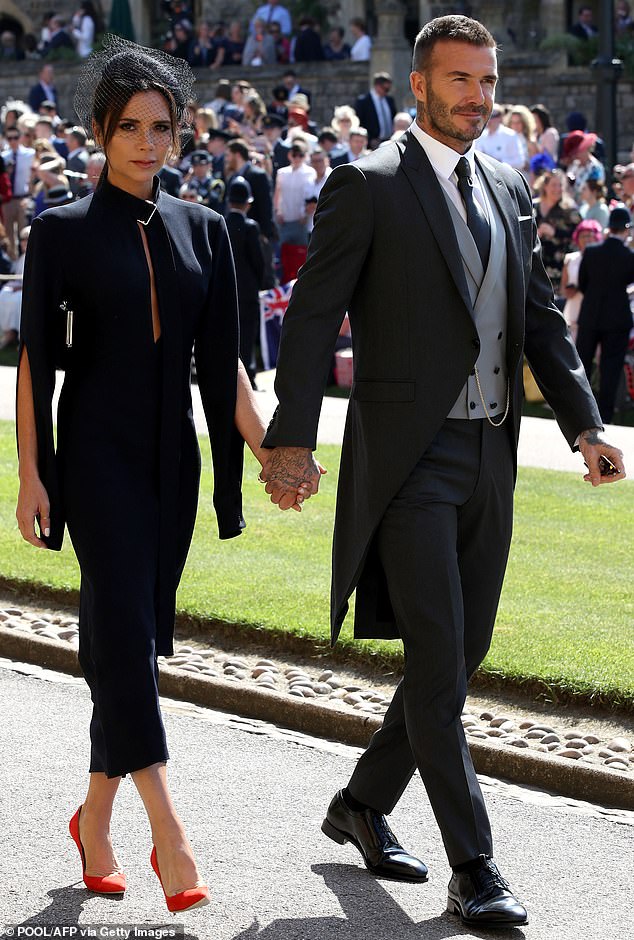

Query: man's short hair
<box><xmin>350</xmin><ymin>17</ymin><xmax>366</xmax><ymax>31</ymax></box>
<box><xmin>373</xmin><ymin>71</ymin><xmax>392</xmax><ymax>86</ymax></box>
<box><xmin>68</xmin><ymin>126</ymin><xmax>87</xmax><ymax>147</ymax></box>
<box><xmin>226</xmin><ymin>138</ymin><xmax>249</xmax><ymax>161</ymax></box>
<box><xmin>412</xmin><ymin>15</ymin><xmax>496</xmax><ymax>73</ymax></box>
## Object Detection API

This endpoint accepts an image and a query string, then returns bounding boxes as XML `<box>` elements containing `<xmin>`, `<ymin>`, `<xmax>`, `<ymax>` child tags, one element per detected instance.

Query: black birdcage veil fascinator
<box><xmin>73</xmin><ymin>34</ymin><xmax>195</xmax><ymax>155</ymax></box>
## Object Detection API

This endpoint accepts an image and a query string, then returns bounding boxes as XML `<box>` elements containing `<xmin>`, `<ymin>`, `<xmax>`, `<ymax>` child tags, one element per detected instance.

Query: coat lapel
<box><xmin>399</xmin><ymin>132</ymin><xmax>473</xmax><ymax>315</ymax></box>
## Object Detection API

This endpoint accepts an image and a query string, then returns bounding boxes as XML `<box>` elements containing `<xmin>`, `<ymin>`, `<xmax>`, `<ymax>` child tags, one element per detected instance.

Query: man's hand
<box><xmin>578</xmin><ymin>428</ymin><xmax>626</xmax><ymax>486</ymax></box>
<box><xmin>261</xmin><ymin>446</ymin><xmax>325</xmax><ymax>511</ymax></box>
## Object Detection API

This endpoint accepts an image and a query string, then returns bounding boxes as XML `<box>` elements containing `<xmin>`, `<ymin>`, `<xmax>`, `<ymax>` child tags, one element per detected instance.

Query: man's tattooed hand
<box><xmin>261</xmin><ymin>447</ymin><xmax>325</xmax><ymax>511</ymax></box>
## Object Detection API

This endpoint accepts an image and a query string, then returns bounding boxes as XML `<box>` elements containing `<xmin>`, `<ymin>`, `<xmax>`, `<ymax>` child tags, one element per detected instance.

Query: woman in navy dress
<box><xmin>15</xmin><ymin>38</ymin><xmax>294</xmax><ymax>913</ymax></box>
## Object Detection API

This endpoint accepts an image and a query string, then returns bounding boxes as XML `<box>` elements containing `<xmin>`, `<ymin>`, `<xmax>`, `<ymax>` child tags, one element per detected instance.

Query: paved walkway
<box><xmin>0</xmin><ymin>660</ymin><xmax>632</xmax><ymax>940</ymax></box>
<box><xmin>2</xmin><ymin>364</ymin><xmax>633</xmax><ymax>473</ymax></box>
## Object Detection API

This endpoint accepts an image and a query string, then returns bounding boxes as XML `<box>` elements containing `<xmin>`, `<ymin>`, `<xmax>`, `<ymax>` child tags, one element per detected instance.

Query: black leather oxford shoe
<box><xmin>447</xmin><ymin>856</ymin><xmax>528</xmax><ymax>928</ymax></box>
<box><xmin>321</xmin><ymin>790</ymin><xmax>428</xmax><ymax>883</ymax></box>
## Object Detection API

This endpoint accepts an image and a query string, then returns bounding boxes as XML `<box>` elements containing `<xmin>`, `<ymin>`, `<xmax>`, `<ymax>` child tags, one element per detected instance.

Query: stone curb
<box><xmin>1</xmin><ymin>624</ymin><xmax>632</xmax><ymax>811</ymax></box>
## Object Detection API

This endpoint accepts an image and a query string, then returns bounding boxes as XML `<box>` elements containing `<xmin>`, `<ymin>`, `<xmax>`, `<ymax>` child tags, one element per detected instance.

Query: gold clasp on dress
<box><xmin>60</xmin><ymin>299</ymin><xmax>74</xmax><ymax>348</ymax></box>
<box><xmin>137</xmin><ymin>201</ymin><xmax>158</xmax><ymax>226</ymax></box>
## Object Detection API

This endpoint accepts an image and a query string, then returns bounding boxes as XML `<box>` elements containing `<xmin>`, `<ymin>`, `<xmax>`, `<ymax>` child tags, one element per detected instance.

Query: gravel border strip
<box><xmin>1</xmin><ymin>623</ymin><xmax>632</xmax><ymax>812</ymax></box>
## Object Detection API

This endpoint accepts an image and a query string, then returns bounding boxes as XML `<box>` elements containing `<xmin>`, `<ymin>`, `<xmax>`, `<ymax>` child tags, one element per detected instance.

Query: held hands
<box><xmin>260</xmin><ymin>446</ymin><xmax>326</xmax><ymax>511</ymax></box>
<box><xmin>16</xmin><ymin>474</ymin><xmax>51</xmax><ymax>548</ymax></box>
<box><xmin>578</xmin><ymin>428</ymin><xmax>626</xmax><ymax>486</ymax></box>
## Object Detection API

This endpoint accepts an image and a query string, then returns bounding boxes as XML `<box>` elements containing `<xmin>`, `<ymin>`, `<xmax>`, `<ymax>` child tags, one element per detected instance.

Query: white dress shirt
<box><xmin>370</xmin><ymin>90</ymin><xmax>392</xmax><ymax>140</ymax></box>
<box><xmin>350</xmin><ymin>34</ymin><xmax>372</xmax><ymax>61</ymax></box>
<box><xmin>250</xmin><ymin>3</ymin><xmax>292</xmax><ymax>35</ymax></box>
<box><xmin>1</xmin><ymin>145</ymin><xmax>35</xmax><ymax>198</ymax></box>
<box><xmin>408</xmin><ymin>122</ymin><xmax>489</xmax><ymax>224</ymax></box>
<box><xmin>276</xmin><ymin>162</ymin><xmax>316</xmax><ymax>221</ymax></box>
<box><xmin>475</xmin><ymin>124</ymin><xmax>525</xmax><ymax>169</ymax></box>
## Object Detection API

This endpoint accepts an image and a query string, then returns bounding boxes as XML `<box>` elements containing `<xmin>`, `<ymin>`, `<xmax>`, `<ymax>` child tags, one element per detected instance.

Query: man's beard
<box><xmin>418</xmin><ymin>81</ymin><xmax>489</xmax><ymax>144</ymax></box>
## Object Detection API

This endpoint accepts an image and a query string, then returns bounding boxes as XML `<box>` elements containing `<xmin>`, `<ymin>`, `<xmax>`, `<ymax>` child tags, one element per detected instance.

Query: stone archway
<box><xmin>0</xmin><ymin>1</ymin><xmax>34</xmax><ymax>34</ymax></box>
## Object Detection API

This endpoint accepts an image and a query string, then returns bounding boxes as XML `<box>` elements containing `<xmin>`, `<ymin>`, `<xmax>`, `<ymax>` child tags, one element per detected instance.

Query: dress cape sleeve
<box><xmin>16</xmin><ymin>214</ymin><xmax>66</xmax><ymax>549</ymax></box>
<box><xmin>194</xmin><ymin>214</ymin><xmax>245</xmax><ymax>539</ymax></box>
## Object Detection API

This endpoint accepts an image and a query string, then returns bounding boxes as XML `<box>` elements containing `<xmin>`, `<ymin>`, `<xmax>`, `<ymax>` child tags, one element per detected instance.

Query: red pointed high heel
<box><xmin>150</xmin><ymin>846</ymin><xmax>210</xmax><ymax>913</ymax></box>
<box><xmin>69</xmin><ymin>806</ymin><xmax>127</xmax><ymax>895</ymax></box>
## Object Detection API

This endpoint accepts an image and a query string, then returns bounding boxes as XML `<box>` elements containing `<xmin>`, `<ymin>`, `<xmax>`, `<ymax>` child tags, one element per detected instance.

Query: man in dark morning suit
<box><xmin>225</xmin><ymin>176</ymin><xmax>266</xmax><ymax>388</ymax></box>
<box><xmin>224</xmin><ymin>137</ymin><xmax>275</xmax><ymax>240</ymax></box>
<box><xmin>261</xmin><ymin>15</ymin><xmax>626</xmax><ymax>930</ymax></box>
<box><xmin>576</xmin><ymin>206</ymin><xmax>634</xmax><ymax>423</ymax></box>
<box><xmin>28</xmin><ymin>63</ymin><xmax>59</xmax><ymax>113</ymax></box>
<box><xmin>355</xmin><ymin>72</ymin><xmax>397</xmax><ymax>148</ymax></box>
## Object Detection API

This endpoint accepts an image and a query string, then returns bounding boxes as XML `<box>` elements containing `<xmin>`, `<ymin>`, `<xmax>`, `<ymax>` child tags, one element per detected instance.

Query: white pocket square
<box><xmin>518</xmin><ymin>215</ymin><xmax>533</xmax><ymax>222</ymax></box>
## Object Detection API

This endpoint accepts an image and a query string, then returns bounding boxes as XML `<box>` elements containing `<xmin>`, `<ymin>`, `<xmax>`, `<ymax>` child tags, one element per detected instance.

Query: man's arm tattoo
<box><xmin>580</xmin><ymin>427</ymin><xmax>603</xmax><ymax>446</ymax></box>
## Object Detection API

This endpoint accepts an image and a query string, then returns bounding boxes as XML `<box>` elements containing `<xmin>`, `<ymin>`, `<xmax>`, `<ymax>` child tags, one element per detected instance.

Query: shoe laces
<box><xmin>370</xmin><ymin>811</ymin><xmax>397</xmax><ymax>848</ymax></box>
<box><xmin>472</xmin><ymin>858</ymin><xmax>511</xmax><ymax>899</ymax></box>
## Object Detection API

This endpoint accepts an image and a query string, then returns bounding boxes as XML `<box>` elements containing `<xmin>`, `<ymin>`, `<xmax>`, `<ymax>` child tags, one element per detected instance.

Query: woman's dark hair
<box><xmin>531</xmin><ymin>104</ymin><xmax>552</xmax><ymax>132</ymax></box>
<box><xmin>412</xmin><ymin>14</ymin><xmax>496</xmax><ymax>73</ymax></box>
<box><xmin>74</xmin><ymin>37</ymin><xmax>195</xmax><ymax>162</ymax></box>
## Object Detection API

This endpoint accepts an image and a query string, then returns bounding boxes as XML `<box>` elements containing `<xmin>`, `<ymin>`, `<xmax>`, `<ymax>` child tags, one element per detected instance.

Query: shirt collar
<box><xmin>408</xmin><ymin>121</ymin><xmax>476</xmax><ymax>181</ymax></box>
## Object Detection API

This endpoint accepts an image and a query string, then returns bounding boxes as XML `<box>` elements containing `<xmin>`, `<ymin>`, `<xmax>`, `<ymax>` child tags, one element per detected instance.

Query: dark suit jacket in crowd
<box><xmin>294</xmin><ymin>28</ymin><xmax>325</xmax><ymax>62</ymax></box>
<box><xmin>354</xmin><ymin>91</ymin><xmax>397</xmax><ymax>144</ymax></box>
<box><xmin>578</xmin><ymin>236</ymin><xmax>634</xmax><ymax>331</ymax></box>
<box><xmin>158</xmin><ymin>165</ymin><xmax>184</xmax><ymax>197</ymax></box>
<box><xmin>569</xmin><ymin>22</ymin><xmax>598</xmax><ymax>40</ymax></box>
<box><xmin>263</xmin><ymin>131</ymin><xmax>601</xmax><ymax>645</ymax></box>
<box><xmin>28</xmin><ymin>81</ymin><xmax>59</xmax><ymax>112</ymax></box>
<box><xmin>232</xmin><ymin>162</ymin><xmax>275</xmax><ymax>239</ymax></box>
<box><xmin>226</xmin><ymin>210</ymin><xmax>265</xmax><ymax>304</ymax></box>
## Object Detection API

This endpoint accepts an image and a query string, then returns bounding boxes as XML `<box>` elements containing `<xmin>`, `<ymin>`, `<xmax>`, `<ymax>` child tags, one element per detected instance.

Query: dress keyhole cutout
<box><xmin>138</xmin><ymin>223</ymin><xmax>162</xmax><ymax>343</ymax></box>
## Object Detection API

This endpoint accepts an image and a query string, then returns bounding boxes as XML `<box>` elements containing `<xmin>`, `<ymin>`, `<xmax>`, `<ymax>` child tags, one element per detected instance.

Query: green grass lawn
<box><xmin>1</xmin><ymin>419</ymin><xmax>632</xmax><ymax>706</ymax></box>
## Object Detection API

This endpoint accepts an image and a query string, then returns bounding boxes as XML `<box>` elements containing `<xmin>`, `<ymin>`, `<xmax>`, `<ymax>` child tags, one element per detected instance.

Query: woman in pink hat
<box><xmin>561</xmin><ymin>219</ymin><xmax>604</xmax><ymax>342</ymax></box>
<box><xmin>563</xmin><ymin>130</ymin><xmax>605</xmax><ymax>200</ymax></box>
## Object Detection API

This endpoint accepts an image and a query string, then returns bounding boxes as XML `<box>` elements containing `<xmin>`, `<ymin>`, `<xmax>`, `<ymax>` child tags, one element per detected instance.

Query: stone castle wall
<box><xmin>1</xmin><ymin>56</ymin><xmax>633</xmax><ymax>159</ymax></box>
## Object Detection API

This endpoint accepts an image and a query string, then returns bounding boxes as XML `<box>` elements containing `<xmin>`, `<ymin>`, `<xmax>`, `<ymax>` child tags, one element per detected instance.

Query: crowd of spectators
<box><xmin>1</xmin><ymin>60</ymin><xmax>633</xmax><ymax>413</ymax></box>
<box><xmin>161</xmin><ymin>1</ymin><xmax>374</xmax><ymax>68</ymax></box>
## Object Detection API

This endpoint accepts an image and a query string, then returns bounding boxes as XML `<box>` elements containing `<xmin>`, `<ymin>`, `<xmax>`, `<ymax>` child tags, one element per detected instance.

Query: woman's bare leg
<box><xmin>78</xmin><ymin>773</ymin><xmax>124</xmax><ymax>876</ymax></box>
<box><xmin>132</xmin><ymin>762</ymin><xmax>203</xmax><ymax>897</ymax></box>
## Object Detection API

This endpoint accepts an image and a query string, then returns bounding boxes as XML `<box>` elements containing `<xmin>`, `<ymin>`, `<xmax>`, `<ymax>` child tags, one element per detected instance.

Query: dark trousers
<box><xmin>347</xmin><ymin>418</ymin><xmax>514</xmax><ymax>866</ymax></box>
<box><xmin>576</xmin><ymin>326</ymin><xmax>630</xmax><ymax>424</ymax></box>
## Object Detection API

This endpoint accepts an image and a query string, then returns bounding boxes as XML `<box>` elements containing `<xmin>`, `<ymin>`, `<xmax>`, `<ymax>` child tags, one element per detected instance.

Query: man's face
<box><xmin>621</xmin><ymin>168</ymin><xmax>634</xmax><ymax>196</ymax></box>
<box><xmin>579</xmin><ymin>8</ymin><xmax>594</xmax><ymax>25</ymax></box>
<box><xmin>35</xmin><ymin>121</ymin><xmax>52</xmax><ymax>140</ymax></box>
<box><xmin>5</xmin><ymin>129</ymin><xmax>20</xmax><ymax>151</ymax></box>
<box><xmin>224</xmin><ymin>149</ymin><xmax>240</xmax><ymax>173</ymax></box>
<box><xmin>206</xmin><ymin>137</ymin><xmax>225</xmax><ymax>156</ymax></box>
<box><xmin>375</xmin><ymin>80</ymin><xmax>392</xmax><ymax>98</ymax></box>
<box><xmin>41</xmin><ymin>65</ymin><xmax>54</xmax><ymax>85</ymax></box>
<box><xmin>349</xmin><ymin>133</ymin><xmax>366</xmax><ymax>156</ymax></box>
<box><xmin>410</xmin><ymin>40</ymin><xmax>497</xmax><ymax>153</ymax></box>
<box><xmin>311</xmin><ymin>152</ymin><xmax>328</xmax><ymax>176</ymax></box>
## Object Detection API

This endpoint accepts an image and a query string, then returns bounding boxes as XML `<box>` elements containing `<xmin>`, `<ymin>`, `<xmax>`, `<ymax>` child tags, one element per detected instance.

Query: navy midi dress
<box><xmin>18</xmin><ymin>176</ymin><xmax>245</xmax><ymax>777</ymax></box>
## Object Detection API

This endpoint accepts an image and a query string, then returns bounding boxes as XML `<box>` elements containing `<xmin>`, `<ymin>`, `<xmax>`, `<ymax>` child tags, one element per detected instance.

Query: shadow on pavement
<box><xmin>13</xmin><ymin>884</ymin><xmax>200</xmax><ymax>940</ymax></box>
<box><xmin>14</xmin><ymin>882</ymin><xmax>122</xmax><ymax>926</ymax></box>
<box><xmin>230</xmin><ymin>864</ymin><xmax>527</xmax><ymax>940</ymax></box>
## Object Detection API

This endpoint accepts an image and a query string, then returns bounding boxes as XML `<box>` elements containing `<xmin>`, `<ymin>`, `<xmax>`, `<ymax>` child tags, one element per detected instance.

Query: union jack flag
<box><xmin>259</xmin><ymin>280</ymin><xmax>296</xmax><ymax>370</ymax></box>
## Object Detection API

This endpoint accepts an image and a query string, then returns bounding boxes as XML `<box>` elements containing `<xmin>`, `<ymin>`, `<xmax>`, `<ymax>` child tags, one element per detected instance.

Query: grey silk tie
<box><xmin>455</xmin><ymin>156</ymin><xmax>490</xmax><ymax>270</ymax></box>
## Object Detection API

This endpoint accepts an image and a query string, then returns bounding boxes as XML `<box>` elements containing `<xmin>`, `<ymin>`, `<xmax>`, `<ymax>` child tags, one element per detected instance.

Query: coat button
<box><xmin>472</xmin><ymin>338</ymin><xmax>480</xmax><ymax>349</ymax></box>
<box><xmin>490</xmin><ymin>402</ymin><xmax>498</xmax><ymax>409</ymax></box>
<box><xmin>498</xmin><ymin>331</ymin><xmax>503</xmax><ymax>340</ymax></box>
<box><xmin>470</xmin><ymin>401</ymin><xmax>476</xmax><ymax>410</ymax></box>
<box><xmin>494</xmin><ymin>366</ymin><xmax>500</xmax><ymax>374</ymax></box>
